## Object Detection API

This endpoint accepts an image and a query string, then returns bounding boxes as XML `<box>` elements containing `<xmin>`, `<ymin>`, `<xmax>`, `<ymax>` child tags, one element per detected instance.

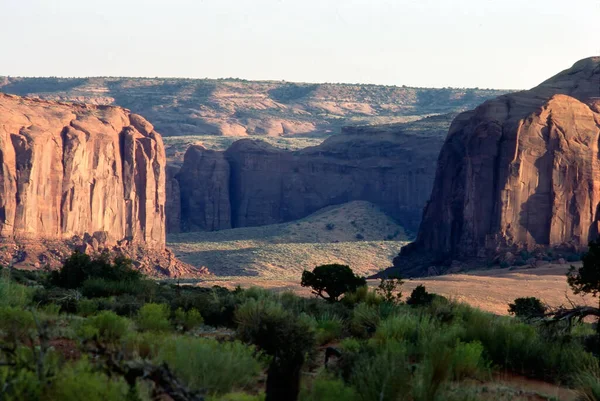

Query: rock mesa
<box><xmin>396</xmin><ymin>57</ymin><xmax>600</xmax><ymax>275</ymax></box>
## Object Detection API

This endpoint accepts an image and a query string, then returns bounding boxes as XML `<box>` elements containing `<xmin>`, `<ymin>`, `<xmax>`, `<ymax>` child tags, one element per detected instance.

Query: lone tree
<box><xmin>301</xmin><ymin>264</ymin><xmax>366</xmax><ymax>302</ymax></box>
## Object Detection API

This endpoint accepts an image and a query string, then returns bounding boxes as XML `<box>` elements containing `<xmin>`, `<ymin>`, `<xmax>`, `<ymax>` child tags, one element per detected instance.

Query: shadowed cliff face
<box><xmin>399</xmin><ymin>57</ymin><xmax>600</xmax><ymax>272</ymax></box>
<box><xmin>0</xmin><ymin>93</ymin><xmax>166</xmax><ymax>248</ymax></box>
<box><xmin>171</xmin><ymin>115</ymin><xmax>450</xmax><ymax>234</ymax></box>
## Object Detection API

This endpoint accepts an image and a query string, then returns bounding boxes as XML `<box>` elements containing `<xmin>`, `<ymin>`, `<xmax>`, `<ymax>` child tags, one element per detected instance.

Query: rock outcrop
<box><xmin>0</xmin><ymin>93</ymin><xmax>201</xmax><ymax>276</ymax></box>
<box><xmin>177</xmin><ymin>146</ymin><xmax>231</xmax><ymax>231</ymax></box>
<box><xmin>172</xmin><ymin>115</ymin><xmax>451</xmax><ymax>233</ymax></box>
<box><xmin>394</xmin><ymin>57</ymin><xmax>600</xmax><ymax>275</ymax></box>
<box><xmin>0</xmin><ymin>93</ymin><xmax>166</xmax><ymax>246</ymax></box>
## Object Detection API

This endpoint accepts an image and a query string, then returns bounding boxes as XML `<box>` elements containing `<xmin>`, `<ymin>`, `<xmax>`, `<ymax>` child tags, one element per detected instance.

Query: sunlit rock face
<box><xmin>0</xmin><ymin>93</ymin><xmax>166</xmax><ymax>248</ymax></box>
<box><xmin>410</xmin><ymin>57</ymin><xmax>600</xmax><ymax>263</ymax></box>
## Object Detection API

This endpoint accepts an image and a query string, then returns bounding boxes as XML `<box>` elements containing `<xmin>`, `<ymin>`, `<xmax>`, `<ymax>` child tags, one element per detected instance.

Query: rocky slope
<box><xmin>0</xmin><ymin>77</ymin><xmax>507</xmax><ymax>137</ymax></box>
<box><xmin>393</xmin><ymin>57</ymin><xmax>600</xmax><ymax>276</ymax></box>
<box><xmin>0</xmin><ymin>94</ymin><xmax>199</xmax><ymax>276</ymax></box>
<box><xmin>170</xmin><ymin>114</ymin><xmax>452</xmax><ymax>234</ymax></box>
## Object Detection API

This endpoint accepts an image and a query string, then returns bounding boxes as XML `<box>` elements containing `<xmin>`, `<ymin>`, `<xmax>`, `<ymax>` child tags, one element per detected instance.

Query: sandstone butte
<box><xmin>394</xmin><ymin>57</ymin><xmax>600</xmax><ymax>276</ymax></box>
<box><xmin>169</xmin><ymin>114</ymin><xmax>451</xmax><ymax>235</ymax></box>
<box><xmin>0</xmin><ymin>93</ymin><xmax>198</xmax><ymax>276</ymax></box>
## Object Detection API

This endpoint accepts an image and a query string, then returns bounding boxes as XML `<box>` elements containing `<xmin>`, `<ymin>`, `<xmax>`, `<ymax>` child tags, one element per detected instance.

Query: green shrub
<box><xmin>0</xmin><ymin>306</ymin><xmax>35</xmax><ymax>344</ymax></box>
<box><xmin>0</xmin><ymin>363</ymin><xmax>41</xmax><ymax>401</ymax></box>
<box><xmin>574</xmin><ymin>367</ymin><xmax>600</xmax><ymax>401</ymax></box>
<box><xmin>240</xmin><ymin>286</ymin><xmax>274</xmax><ymax>301</ymax></box>
<box><xmin>351</xmin><ymin>341</ymin><xmax>411</xmax><ymax>401</ymax></box>
<box><xmin>406</xmin><ymin>285</ymin><xmax>434</xmax><ymax>306</ymax></box>
<box><xmin>47</xmin><ymin>358</ymin><xmax>129</xmax><ymax>401</ymax></box>
<box><xmin>122</xmin><ymin>331</ymin><xmax>167</xmax><ymax>360</ymax></box>
<box><xmin>136</xmin><ymin>303</ymin><xmax>171</xmax><ymax>332</ymax></box>
<box><xmin>342</xmin><ymin>286</ymin><xmax>382</xmax><ymax>308</ymax></box>
<box><xmin>350</xmin><ymin>303</ymin><xmax>380</xmax><ymax>338</ymax></box>
<box><xmin>315</xmin><ymin>312</ymin><xmax>345</xmax><ymax>345</ymax></box>
<box><xmin>32</xmin><ymin>287</ymin><xmax>81</xmax><ymax>313</ymax></box>
<box><xmin>235</xmin><ymin>298</ymin><xmax>315</xmax><ymax>401</ymax></box>
<box><xmin>79</xmin><ymin>311</ymin><xmax>130</xmax><ymax>343</ymax></box>
<box><xmin>77</xmin><ymin>298</ymin><xmax>101</xmax><ymax>317</ymax></box>
<box><xmin>50</xmin><ymin>252</ymin><xmax>140</xmax><ymax>290</ymax></box>
<box><xmin>450</xmin><ymin>341</ymin><xmax>488</xmax><ymax>381</ymax></box>
<box><xmin>0</xmin><ymin>273</ymin><xmax>34</xmax><ymax>307</ymax></box>
<box><xmin>81</xmin><ymin>278</ymin><xmax>139</xmax><ymax>298</ymax></box>
<box><xmin>173</xmin><ymin>307</ymin><xmax>204</xmax><ymax>331</ymax></box>
<box><xmin>159</xmin><ymin>337</ymin><xmax>263</xmax><ymax>395</ymax></box>
<box><xmin>111</xmin><ymin>294</ymin><xmax>144</xmax><ymax>317</ymax></box>
<box><xmin>459</xmin><ymin>306</ymin><xmax>596</xmax><ymax>382</ymax></box>
<box><xmin>508</xmin><ymin>297</ymin><xmax>546</xmax><ymax>319</ymax></box>
<box><xmin>40</xmin><ymin>303</ymin><xmax>62</xmax><ymax>316</ymax></box>
<box><xmin>300</xmin><ymin>376</ymin><xmax>358</xmax><ymax>401</ymax></box>
<box><xmin>412</xmin><ymin>345</ymin><xmax>453</xmax><ymax>401</ymax></box>
<box><xmin>209</xmin><ymin>393</ymin><xmax>265</xmax><ymax>401</ymax></box>
<box><xmin>374</xmin><ymin>314</ymin><xmax>424</xmax><ymax>344</ymax></box>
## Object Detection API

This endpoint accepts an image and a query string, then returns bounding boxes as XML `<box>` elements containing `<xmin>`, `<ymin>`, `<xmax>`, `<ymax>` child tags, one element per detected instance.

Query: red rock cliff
<box><xmin>0</xmin><ymin>94</ymin><xmax>166</xmax><ymax>248</ymax></box>
<box><xmin>173</xmin><ymin>115</ymin><xmax>450</xmax><ymax>233</ymax></box>
<box><xmin>399</xmin><ymin>57</ymin><xmax>600</xmax><ymax>271</ymax></box>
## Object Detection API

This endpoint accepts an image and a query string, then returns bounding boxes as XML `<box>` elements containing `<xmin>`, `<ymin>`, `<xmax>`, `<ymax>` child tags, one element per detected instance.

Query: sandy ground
<box><xmin>191</xmin><ymin>263</ymin><xmax>592</xmax><ymax>316</ymax></box>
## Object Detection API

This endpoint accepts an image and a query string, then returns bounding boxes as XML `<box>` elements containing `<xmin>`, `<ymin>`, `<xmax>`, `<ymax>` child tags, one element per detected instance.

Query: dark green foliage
<box><xmin>50</xmin><ymin>252</ymin><xmax>141</xmax><ymax>291</ymax></box>
<box><xmin>375</xmin><ymin>274</ymin><xmax>404</xmax><ymax>304</ymax></box>
<box><xmin>406</xmin><ymin>285</ymin><xmax>435</xmax><ymax>306</ymax></box>
<box><xmin>301</xmin><ymin>264</ymin><xmax>366</xmax><ymax>302</ymax></box>
<box><xmin>568</xmin><ymin>239</ymin><xmax>600</xmax><ymax>300</ymax></box>
<box><xmin>78</xmin><ymin>311</ymin><xmax>131</xmax><ymax>343</ymax></box>
<box><xmin>567</xmin><ymin>252</ymin><xmax>583</xmax><ymax>262</ymax></box>
<box><xmin>136</xmin><ymin>303</ymin><xmax>171</xmax><ymax>332</ymax></box>
<box><xmin>158</xmin><ymin>337</ymin><xmax>263</xmax><ymax>395</ymax></box>
<box><xmin>80</xmin><ymin>277</ymin><xmax>156</xmax><ymax>299</ymax></box>
<box><xmin>508</xmin><ymin>297</ymin><xmax>547</xmax><ymax>319</ymax></box>
<box><xmin>173</xmin><ymin>308</ymin><xmax>204</xmax><ymax>332</ymax></box>
<box><xmin>236</xmin><ymin>299</ymin><xmax>316</xmax><ymax>401</ymax></box>
<box><xmin>2</xmin><ymin>251</ymin><xmax>600</xmax><ymax>399</ymax></box>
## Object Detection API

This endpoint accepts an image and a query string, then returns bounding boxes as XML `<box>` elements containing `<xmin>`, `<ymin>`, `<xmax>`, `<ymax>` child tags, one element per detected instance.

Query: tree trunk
<box><xmin>265</xmin><ymin>359</ymin><xmax>303</xmax><ymax>401</ymax></box>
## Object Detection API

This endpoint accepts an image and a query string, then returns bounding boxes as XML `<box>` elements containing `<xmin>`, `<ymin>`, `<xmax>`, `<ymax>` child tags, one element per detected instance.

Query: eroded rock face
<box><xmin>165</xmin><ymin>165</ymin><xmax>181</xmax><ymax>233</ymax></box>
<box><xmin>399</xmin><ymin>57</ymin><xmax>600</xmax><ymax>272</ymax></box>
<box><xmin>0</xmin><ymin>93</ymin><xmax>166</xmax><ymax>248</ymax></box>
<box><xmin>173</xmin><ymin>115</ymin><xmax>450</xmax><ymax>233</ymax></box>
<box><xmin>177</xmin><ymin>145</ymin><xmax>231</xmax><ymax>231</ymax></box>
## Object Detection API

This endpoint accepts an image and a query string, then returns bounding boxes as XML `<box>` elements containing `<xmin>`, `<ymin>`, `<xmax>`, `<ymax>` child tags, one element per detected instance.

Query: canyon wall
<box><xmin>173</xmin><ymin>115</ymin><xmax>450</xmax><ymax>233</ymax></box>
<box><xmin>394</xmin><ymin>57</ymin><xmax>600</xmax><ymax>275</ymax></box>
<box><xmin>0</xmin><ymin>94</ymin><xmax>166</xmax><ymax>247</ymax></box>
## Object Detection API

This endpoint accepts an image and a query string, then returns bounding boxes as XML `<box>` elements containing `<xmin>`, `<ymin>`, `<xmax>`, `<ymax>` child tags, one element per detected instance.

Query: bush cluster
<box><xmin>1</xmin><ymin>254</ymin><xmax>600</xmax><ymax>401</ymax></box>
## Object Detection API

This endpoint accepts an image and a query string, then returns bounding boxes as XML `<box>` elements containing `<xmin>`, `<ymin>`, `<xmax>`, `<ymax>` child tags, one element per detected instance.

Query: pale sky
<box><xmin>1</xmin><ymin>0</ymin><xmax>598</xmax><ymax>89</ymax></box>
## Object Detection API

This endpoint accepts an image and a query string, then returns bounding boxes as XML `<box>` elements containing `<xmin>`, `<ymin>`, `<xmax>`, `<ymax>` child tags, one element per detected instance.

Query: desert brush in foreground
<box><xmin>1</xmin><ymin>252</ymin><xmax>600</xmax><ymax>401</ymax></box>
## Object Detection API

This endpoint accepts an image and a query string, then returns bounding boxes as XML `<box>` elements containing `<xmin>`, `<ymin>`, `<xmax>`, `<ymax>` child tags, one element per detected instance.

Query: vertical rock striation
<box><xmin>172</xmin><ymin>115</ymin><xmax>451</xmax><ymax>234</ymax></box>
<box><xmin>0</xmin><ymin>93</ymin><xmax>166</xmax><ymax>248</ymax></box>
<box><xmin>394</xmin><ymin>57</ymin><xmax>600</xmax><ymax>275</ymax></box>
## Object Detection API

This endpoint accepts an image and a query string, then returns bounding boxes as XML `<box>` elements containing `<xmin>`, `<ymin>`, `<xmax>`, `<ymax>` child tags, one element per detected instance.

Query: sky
<box><xmin>1</xmin><ymin>0</ymin><xmax>598</xmax><ymax>89</ymax></box>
